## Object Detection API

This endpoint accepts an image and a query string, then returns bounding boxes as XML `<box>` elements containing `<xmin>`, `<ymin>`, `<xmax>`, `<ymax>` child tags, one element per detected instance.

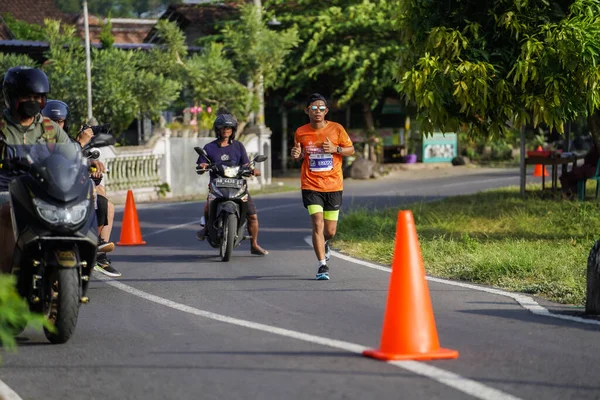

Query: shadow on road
<box><xmin>460</xmin><ymin>308</ymin><xmax>600</xmax><ymax>332</ymax></box>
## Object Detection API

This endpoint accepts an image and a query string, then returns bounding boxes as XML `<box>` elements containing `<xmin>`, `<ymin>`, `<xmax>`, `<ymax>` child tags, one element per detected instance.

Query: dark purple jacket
<box><xmin>197</xmin><ymin>139</ymin><xmax>250</xmax><ymax>180</ymax></box>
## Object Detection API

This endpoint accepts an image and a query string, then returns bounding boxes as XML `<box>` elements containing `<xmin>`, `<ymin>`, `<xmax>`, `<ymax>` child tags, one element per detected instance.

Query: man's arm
<box><xmin>54</xmin><ymin>123</ymin><xmax>73</xmax><ymax>144</ymax></box>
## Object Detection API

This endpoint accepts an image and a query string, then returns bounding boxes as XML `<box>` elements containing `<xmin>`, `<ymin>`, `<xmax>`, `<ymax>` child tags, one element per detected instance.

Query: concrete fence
<box><xmin>99</xmin><ymin>128</ymin><xmax>272</xmax><ymax>203</ymax></box>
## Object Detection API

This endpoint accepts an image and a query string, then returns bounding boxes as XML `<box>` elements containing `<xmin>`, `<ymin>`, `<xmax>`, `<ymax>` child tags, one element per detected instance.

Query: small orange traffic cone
<box><xmin>533</xmin><ymin>146</ymin><xmax>549</xmax><ymax>177</ymax></box>
<box><xmin>117</xmin><ymin>190</ymin><xmax>146</xmax><ymax>246</ymax></box>
<box><xmin>363</xmin><ymin>211</ymin><xmax>458</xmax><ymax>361</ymax></box>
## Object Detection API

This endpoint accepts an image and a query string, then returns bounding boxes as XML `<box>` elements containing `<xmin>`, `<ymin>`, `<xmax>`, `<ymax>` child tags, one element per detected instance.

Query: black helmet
<box><xmin>213</xmin><ymin>113</ymin><xmax>238</xmax><ymax>142</ymax></box>
<box><xmin>42</xmin><ymin>99</ymin><xmax>70</xmax><ymax>133</ymax></box>
<box><xmin>2</xmin><ymin>66</ymin><xmax>50</xmax><ymax>110</ymax></box>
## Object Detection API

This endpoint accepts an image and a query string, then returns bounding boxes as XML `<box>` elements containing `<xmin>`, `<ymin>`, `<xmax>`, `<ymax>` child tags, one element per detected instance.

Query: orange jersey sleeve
<box><xmin>295</xmin><ymin>121</ymin><xmax>353</xmax><ymax>192</ymax></box>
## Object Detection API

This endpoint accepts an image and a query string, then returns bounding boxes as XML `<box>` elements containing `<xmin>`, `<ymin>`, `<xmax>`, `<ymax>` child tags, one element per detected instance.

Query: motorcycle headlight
<box><xmin>223</xmin><ymin>166</ymin><xmax>239</xmax><ymax>178</ymax></box>
<box><xmin>33</xmin><ymin>198</ymin><xmax>90</xmax><ymax>226</ymax></box>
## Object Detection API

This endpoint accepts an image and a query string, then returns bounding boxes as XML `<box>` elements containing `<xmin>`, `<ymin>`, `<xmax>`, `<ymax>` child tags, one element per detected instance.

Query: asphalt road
<box><xmin>1</xmin><ymin>168</ymin><xmax>600</xmax><ymax>400</ymax></box>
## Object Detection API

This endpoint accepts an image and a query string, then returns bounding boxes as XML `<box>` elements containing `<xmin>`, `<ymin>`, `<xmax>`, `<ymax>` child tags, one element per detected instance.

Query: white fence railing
<box><xmin>99</xmin><ymin>132</ymin><xmax>171</xmax><ymax>203</ymax></box>
<box><xmin>99</xmin><ymin>128</ymin><xmax>272</xmax><ymax>203</ymax></box>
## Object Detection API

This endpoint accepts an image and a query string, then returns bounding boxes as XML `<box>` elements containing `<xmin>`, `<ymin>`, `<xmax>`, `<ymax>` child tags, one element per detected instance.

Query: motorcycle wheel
<box><xmin>43</xmin><ymin>268</ymin><xmax>80</xmax><ymax>344</ymax></box>
<box><xmin>220</xmin><ymin>214</ymin><xmax>237</xmax><ymax>262</ymax></box>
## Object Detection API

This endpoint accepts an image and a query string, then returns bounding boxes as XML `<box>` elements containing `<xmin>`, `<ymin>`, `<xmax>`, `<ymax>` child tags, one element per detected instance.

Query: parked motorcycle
<box><xmin>194</xmin><ymin>146</ymin><xmax>267</xmax><ymax>262</ymax></box>
<box><xmin>0</xmin><ymin>133</ymin><xmax>115</xmax><ymax>343</ymax></box>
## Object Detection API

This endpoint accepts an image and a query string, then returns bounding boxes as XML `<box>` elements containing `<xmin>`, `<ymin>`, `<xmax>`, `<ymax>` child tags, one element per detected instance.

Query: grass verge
<box><xmin>335</xmin><ymin>186</ymin><xmax>600</xmax><ymax>305</ymax></box>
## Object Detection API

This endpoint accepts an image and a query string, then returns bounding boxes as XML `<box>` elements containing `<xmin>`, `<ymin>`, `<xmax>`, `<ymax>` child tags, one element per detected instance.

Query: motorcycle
<box><xmin>0</xmin><ymin>133</ymin><xmax>115</xmax><ymax>343</ymax></box>
<box><xmin>194</xmin><ymin>146</ymin><xmax>267</xmax><ymax>262</ymax></box>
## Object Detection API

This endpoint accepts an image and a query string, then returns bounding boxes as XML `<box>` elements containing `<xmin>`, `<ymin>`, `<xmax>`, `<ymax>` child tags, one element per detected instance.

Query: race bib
<box><xmin>309</xmin><ymin>153</ymin><xmax>333</xmax><ymax>172</ymax></box>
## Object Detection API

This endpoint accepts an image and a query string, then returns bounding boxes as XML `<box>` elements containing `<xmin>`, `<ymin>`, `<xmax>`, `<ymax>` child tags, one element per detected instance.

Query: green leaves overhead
<box><xmin>267</xmin><ymin>0</ymin><xmax>402</xmax><ymax>109</ymax></box>
<box><xmin>397</xmin><ymin>0</ymin><xmax>600</xmax><ymax>137</ymax></box>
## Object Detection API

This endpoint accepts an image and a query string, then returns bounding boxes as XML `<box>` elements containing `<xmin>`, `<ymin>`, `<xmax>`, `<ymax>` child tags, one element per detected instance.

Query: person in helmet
<box><xmin>196</xmin><ymin>112</ymin><xmax>269</xmax><ymax>255</ymax></box>
<box><xmin>41</xmin><ymin>100</ymin><xmax>121</xmax><ymax>277</ymax></box>
<box><xmin>41</xmin><ymin>99</ymin><xmax>95</xmax><ymax>147</ymax></box>
<box><xmin>0</xmin><ymin>66</ymin><xmax>105</xmax><ymax>273</ymax></box>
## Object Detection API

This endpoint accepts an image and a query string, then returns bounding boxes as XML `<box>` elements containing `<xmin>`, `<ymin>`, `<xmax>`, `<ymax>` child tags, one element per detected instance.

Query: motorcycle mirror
<box><xmin>253</xmin><ymin>155</ymin><xmax>268</xmax><ymax>163</ymax></box>
<box><xmin>88</xmin><ymin>148</ymin><xmax>101</xmax><ymax>160</ymax></box>
<box><xmin>88</xmin><ymin>133</ymin><xmax>115</xmax><ymax>148</ymax></box>
<box><xmin>194</xmin><ymin>146</ymin><xmax>208</xmax><ymax>158</ymax></box>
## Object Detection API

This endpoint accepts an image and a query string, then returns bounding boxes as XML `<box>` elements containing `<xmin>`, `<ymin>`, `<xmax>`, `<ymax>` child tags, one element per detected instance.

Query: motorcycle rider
<box><xmin>196</xmin><ymin>112</ymin><xmax>268</xmax><ymax>256</ymax></box>
<box><xmin>0</xmin><ymin>66</ymin><xmax>102</xmax><ymax>273</ymax></box>
<box><xmin>41</xmin><ymin>100</ymin><xmax>121</xmax><ymax>277</ymax></box>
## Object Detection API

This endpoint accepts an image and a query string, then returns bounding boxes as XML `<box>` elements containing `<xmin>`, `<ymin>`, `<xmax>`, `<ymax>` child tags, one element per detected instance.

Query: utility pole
<box><xmin>253</xmin><ymin>0</ymin><xmax>265</xmax><ymax>129</ymax></box>
<box><xmin>83</xmin><ymin>0</ymin><xmax>93</xmax><ymax>122</ymax></box>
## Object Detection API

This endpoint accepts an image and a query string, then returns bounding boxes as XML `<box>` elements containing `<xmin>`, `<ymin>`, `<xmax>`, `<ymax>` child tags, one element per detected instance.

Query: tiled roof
<box><xmin>0</xmin><ymin>0</ymin><xmax>71</xmax><ymax>25</ymax></box>
<box><xmin>71</xmin><ymin>15</ymin><xmax>158</xmax><ymax>44</ymax></box>
<box><xmin>0</xmin><ymin>16</ymin><xmax>14</xmax><ymax>40</ymax></box>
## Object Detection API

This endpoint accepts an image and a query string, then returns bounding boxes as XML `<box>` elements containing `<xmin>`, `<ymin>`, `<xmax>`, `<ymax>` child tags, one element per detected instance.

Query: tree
<box><xmin>266</xmin><ymin>0</ymin><xmax>402</xmax><ymax>132</ymax></box>
<box><xmin>152</xmin><ymin>8</ymin><xmax>298</xmax><ymax>127</ymax></box>
<box><xmin>43</xmin><ymin>20</ymin><xmax>182</xmax><ymax>141</ymax></box>
<box><xmin>186</xmin><ymin>42</ymin><xmax>250</xmax><ymax>119</ymax></box>
<box><xmin>147</xmin><ymin>20</ymin><xmax>250</xmax><ymax>125</ymax></box>
<box><xmin>221</xmin><ymin>3</ymin><xmax>299</xmax><ymax>124</ymax></box>
<box><xmin>1</xmin><ymin>13</ymin><xmax>45</xmax><ymax>41</ymax></box>
<box><xmin>397</xmin><ymin>0</ymin><xmax>600</xmax><ymax>141</ymax></box>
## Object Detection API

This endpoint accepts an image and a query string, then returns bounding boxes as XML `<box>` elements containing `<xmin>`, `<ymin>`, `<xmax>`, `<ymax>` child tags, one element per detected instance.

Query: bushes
<box><xmin>0</xmin><ymin>275</ymin><xmax>49</xmax><ymax>353</ymax></box>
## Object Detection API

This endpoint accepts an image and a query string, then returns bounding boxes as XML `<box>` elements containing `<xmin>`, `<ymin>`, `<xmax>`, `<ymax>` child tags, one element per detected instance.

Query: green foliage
<box><xmin>152</xmin><ymin>12</ymin><xmax>295</xmax><ymax>123</ymax></box>
<box><xmin>42</xmin><ymin>21</ymin><xmax>88</xmax><ymax>130</ymax></box>
<box><xmin>336</xmin><ymin>186</ymin><xmax>600</xmax><ymax>304</ymax></box>
<box><xmin>55</xmin><ymin>0</ymin><xmax>81</xmax><ymax>14</ymax></box>
<box><xmin>145</xmin><ymin>20</ymin><xmax>248</xmax><ymax>119</ymax></box>
<box><xmin>42</xmin><ymin>20</ymin><xmax>181</xmax><ymax>139</ymax></box>
<box><xmin>266</xmin><ymin>0</ymin><xmax>401</xmax><ymax>109</ymax></box>
<box><xmin>99</xmin><ymin>18</ymin><xmax>115</xmax><ymax>49</ymax></box>
<box><xmin>222</xmin><ymin>4</ymin><xmax>299</xmax><ymax>92</ymax></box>
<box><xmin>186</xmin><ymin>43</ymin><xmax>250</xmax><ymax>119</ymax></box>
<box><xmin>0</xmin><ymin>275</ymin><xmax>50</xmax><ymax>353</ymax></box>
<box><xmin>397</xmin><ymin>0</ymin><xmax>600</xmax><ymax>138</ymax></box>
<box><xmin>155</xmin><ymin>182</ymin><xmax>171</xmax><ymax>197</ymax></box>
<box><xmin>1</xmin><ymin>13</ymin><xmax>45</xmax><ymax>41</ymax></box>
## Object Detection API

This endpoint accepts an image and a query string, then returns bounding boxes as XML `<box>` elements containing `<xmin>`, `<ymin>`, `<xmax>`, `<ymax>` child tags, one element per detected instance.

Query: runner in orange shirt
<box><xmin>291</xmin><ymin>93</ymin><xmax>354</xmax><ymax>280</ymax></box>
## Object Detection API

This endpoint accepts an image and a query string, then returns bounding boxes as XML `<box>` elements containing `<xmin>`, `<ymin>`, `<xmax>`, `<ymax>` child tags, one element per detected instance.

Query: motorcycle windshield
<box><xmin>21</xmin><ymin>143</ymin><xmax>89</xmax><ymax>202</ymax></box>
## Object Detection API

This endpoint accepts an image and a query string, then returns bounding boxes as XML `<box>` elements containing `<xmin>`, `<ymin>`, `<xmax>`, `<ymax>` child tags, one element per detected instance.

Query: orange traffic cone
<box><xmin>117</xmin><ymin>190</ymin><xmax>146</xmax><ymax>246</ymax></box>
<box><xmin>533</xmin><ymin>146</ymin><xmax>549</xmax><ymax>177</ymax></box>
<box><xmin>363</xmin><ymin>211</ymin><xmax>458</xmax><ymax>361</ymax></box>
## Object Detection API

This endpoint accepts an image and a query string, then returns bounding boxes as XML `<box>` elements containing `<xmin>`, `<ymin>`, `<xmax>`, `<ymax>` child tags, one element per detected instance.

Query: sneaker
<box><xmin>98</xmin><ymin>238</ymin><xmax>114</xmax><ymax>253</ymax></box>
<box><xmin>316</xmin><ymin>264</ymin><xmax>330</xmax><ymax>280</ymax></box>
<box><xmin>324</xmin><ymin>240</ymin><xmax>331</xmax><ymax>262</ymax></box>
<box><xmin>94</xmin><ymin>254</ymin><xmax>121</xmax><ymax>277</ymax></box>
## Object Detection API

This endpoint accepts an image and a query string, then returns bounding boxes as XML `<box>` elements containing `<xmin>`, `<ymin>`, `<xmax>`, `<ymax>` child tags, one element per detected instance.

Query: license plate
<box><xmin>213</xmin><ymin>178</ymin><xmax>243</xmax><ymax>188</ymax></box>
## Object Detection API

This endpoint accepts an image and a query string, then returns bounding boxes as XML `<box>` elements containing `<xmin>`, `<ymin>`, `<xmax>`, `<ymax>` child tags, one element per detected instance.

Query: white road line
<box><xmin>144</xmin><ymin>203</ymin><xmax>301</xmax><ymax>238</ymax></box>
<box><xmin>0</xmin><ymin>378</ymin><xmax>23</xmax><ymax>400</ymax></box>
<box><xmin>305</xmin><ymin>237</ymin><xmax>600</xmax><ymax>327</ymax></box>
<box><xmin>0</xmin><ymin>175</ymin><xmax>526</xmax><ymax>400</ymax></box>
<box><xmin>97</xmin><ymin>275</ymin><xmax>521</xmax><ymax>400</ymax></box>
